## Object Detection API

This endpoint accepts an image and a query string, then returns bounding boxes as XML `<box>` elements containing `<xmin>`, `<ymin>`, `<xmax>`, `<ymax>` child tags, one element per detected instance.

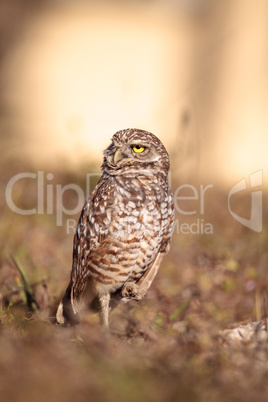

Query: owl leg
<box><xmin>120</xmin><ymin>254</ymin><xmax>163</xmax><ymax>302</ymax></box>
<box><xmin>99</xmin><ymin>293</ymin><xmax>111</xmax><ymax>328</ymax></box>
<box><xmin>121</xmin><ymin>282</ymin><xmax>142</xmax><ymax>301</ymax></box>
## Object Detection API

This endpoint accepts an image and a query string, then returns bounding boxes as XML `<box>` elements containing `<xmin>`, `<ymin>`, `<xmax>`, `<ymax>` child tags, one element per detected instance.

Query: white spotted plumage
<box><xmin>57</xmin><ymin>128</ymin><xmax>174</xmax><ymax>327</ymax></box>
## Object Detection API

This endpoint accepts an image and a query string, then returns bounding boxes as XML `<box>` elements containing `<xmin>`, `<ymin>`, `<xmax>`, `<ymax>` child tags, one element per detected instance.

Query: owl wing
<box><xmin>159</xmin><ymin>186</ymin><xmax>175</xmax><ymax>253</ymax></box>
<box><xmin>136</xmin><ymin>253</ymin><xmax>163</xmax><ymax>298</ymax></box>
<box><xmin>57</xmin><ymin>175</ymin><xmax>114</xmax><ymax>324</ymax></box>
<box><xmin>71</xmin><ymin>175</ymin><xmax>114</xmax><ymax>300</ymax></box>
<box><xmin>136</xmin><ymin>185</ymin><xmax>174</xmax><ymax>297</ymax></box>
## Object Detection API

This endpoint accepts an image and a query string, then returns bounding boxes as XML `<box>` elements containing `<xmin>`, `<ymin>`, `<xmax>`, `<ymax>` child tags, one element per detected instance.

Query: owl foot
<box><xmin>121</xmin><ymin>282</ymin><xmax>142</xmax><ymax>301</ymax></box>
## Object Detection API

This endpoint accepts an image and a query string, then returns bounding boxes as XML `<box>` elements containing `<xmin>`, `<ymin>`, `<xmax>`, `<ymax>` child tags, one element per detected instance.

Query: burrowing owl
<box><xmin>57</xmin><ymin>128</ymin><xmax>174</xmax><ymax>328</ymax></box>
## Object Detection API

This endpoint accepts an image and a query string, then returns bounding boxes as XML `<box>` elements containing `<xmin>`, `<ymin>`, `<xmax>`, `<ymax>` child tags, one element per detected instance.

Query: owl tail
<box><xmin>56</xmin><ymin>283</ymin><xmax>80</xmax><ymax>325</ymax></box>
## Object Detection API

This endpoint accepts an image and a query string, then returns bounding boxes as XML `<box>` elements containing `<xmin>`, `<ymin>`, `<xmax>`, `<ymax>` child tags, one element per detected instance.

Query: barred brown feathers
<box><xmin>56</xmin><ymin>128</ymin><xmax>174</xmax><ymax>328</ymax></box>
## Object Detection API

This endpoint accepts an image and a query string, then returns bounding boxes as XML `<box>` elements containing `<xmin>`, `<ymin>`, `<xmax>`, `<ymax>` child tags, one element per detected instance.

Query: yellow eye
<box><xmin>132</xmin><ymin>145</ymin><xmax>145</xmax><ymax>153</ymax></box>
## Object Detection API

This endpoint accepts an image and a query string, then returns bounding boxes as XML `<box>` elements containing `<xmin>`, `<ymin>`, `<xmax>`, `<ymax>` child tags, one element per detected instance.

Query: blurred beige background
<box><xmin>0</xmin><ymin>0</ymin><xmax>267</xmax><ymax>183</ymax></box>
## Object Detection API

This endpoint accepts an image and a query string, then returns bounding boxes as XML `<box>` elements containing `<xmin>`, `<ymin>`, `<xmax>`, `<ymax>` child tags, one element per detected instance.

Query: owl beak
<box><xmin>114</xmin><ymin>148</ymin><xmax>126</xmax><ymax>164</ymax></box>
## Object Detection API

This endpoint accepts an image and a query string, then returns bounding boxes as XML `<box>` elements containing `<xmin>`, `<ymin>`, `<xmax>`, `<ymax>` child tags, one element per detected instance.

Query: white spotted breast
<box><xmin>71</xmin><ymin>172</ymin><xmax>174</xmax><ymax>295</ymax></box>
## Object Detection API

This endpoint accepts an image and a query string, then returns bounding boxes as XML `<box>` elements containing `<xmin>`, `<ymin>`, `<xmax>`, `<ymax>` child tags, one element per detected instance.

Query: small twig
<box><xmin>11</xmin><ymin>257</ymin><xmax>40</xmax><ymax>311</ymax></box>
<box><xmin>262</xmin><ymin>287</ymin><xmax>268</xmax><ymax>333</ymax></box>
<box><xmin>255</xmin><ymin>288</ymin><xmax>261</xmax><ymax>322</ymax></box>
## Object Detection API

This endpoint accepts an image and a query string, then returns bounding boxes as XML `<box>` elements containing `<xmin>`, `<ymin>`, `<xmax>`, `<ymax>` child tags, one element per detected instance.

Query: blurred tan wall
<box><xmin>1</xmin><ymin>0</ymin><xmax>267</xmax><ymax>184</ymax></box>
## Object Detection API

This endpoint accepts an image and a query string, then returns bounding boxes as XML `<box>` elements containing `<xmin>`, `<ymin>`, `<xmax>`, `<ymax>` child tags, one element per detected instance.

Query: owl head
<box><xmin>102</xmin><ymin>128</ymin><xmax>170</xmax><ymax>176</ymax></box>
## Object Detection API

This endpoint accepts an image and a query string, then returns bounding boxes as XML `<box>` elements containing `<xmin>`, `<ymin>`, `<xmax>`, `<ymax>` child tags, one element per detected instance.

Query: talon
<box><xmin>121</xmin><ymin>282</ymin><xmax>142</xmax><ymax>301</ymax></box>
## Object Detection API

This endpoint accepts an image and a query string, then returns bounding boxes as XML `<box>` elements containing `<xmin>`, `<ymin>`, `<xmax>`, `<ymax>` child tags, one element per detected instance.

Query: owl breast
<box><xmin>80</xmin><ymin>173</ymin><xmax>173</xmax><ymax>294</ymax></box>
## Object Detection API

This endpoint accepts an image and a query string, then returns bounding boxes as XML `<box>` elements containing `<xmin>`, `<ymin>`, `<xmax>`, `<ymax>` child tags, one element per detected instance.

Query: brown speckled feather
<box><xmin>57</xmin><ymin>128</ymin><xmax>174</xmax><ymax>326</ymax></box>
